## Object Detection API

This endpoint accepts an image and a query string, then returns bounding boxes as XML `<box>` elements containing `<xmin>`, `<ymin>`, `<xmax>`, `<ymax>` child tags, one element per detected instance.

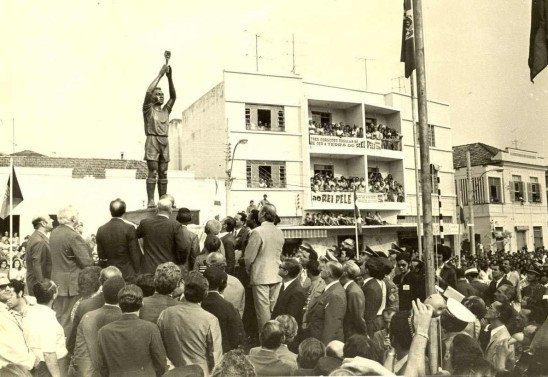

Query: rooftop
<box><xmin>452</xmin><ymin>143</ymin><xmax>502</xmax><ymax>169</ymax></box>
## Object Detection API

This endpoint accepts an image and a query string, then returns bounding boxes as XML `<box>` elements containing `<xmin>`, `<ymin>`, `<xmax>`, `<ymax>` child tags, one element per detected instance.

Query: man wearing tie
<box><xmin>271</xmin><ymin>258</ymin><xmax>306</xmax><ymax>327</ymax></box>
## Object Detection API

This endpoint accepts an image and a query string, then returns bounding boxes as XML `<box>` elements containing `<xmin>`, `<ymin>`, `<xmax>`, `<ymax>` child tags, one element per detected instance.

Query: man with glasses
<box><xmin>0</xmin><ymin>276</ymin><xmax>37</xmax><ymax>371</ymax></box>
<box><xmin>393</xmin><ymin>253</ymin><xmax>418</xmax><ymax>311</ymax></box>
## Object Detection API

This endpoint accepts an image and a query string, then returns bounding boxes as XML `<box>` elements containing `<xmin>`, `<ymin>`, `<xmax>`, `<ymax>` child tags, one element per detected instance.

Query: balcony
<box><xmin>308</xmin><ymin>191</ymin><xmax>406</xmax><ymax>211</ymax></box>
<box><xmin>308</xmin><ymin>133</ymin><xmax>403</xmax><ymax>157</ymax></box>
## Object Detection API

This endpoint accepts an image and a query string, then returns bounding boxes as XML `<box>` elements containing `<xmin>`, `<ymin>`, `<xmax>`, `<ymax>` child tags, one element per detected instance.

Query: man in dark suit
<box><xmin>67</xmin><ymin>266</ymin><xmax>123</xmax><ymax>355</ymax></box>
<box><xmin>50</xmin><ymin>205</ymin><xmax>93</xmax><ymax>336</ymax></box>
<box><xmin>136</xmin><ymin>198</ymin><xmax>188</xmax><ymax>274</ymax></box>
<box><xmin>362</xmin><ymin>256</ymin><xmax>392</xmax><ymax>337</ymax></box>
<box><xmin>340</xmin><ymin>261</ymin><xmax>367</xmax><ymax>339</ymax></box>
<box><xmin>72</xmin><ymin>276</ymin><xmax>125</xmax><ymax>377</ymax></box>
<box><xmin>220</xmin><ymin>217</ymin><xmax>237</xmax><ymax>275</ymax></box>
<box><xmin>455</xmin><ymin>268</ymin><xmax>478</xmax><ymax>298</ymax></box>
<box><xmin>234</xmin><ymin>212</ymin><xmax>250</xmax><ymax>256</ymax></box>
<box><xmin>393</xmin><ymin>252</ymin><xmax>421</xmax><ymax>311</ymax></box>
<box><xmin>175</xmin><ymin>208</ymin><xmax>200</xmax><ymax>276</ymax></box>
<box><xmin>307</xmin><ymin>261</ymin><xmax>347</xmax><ymax>344</ymax></box>
<box><xmin>246</xmin><ymin>321</ymin><xmax>296</xmax><ymax>376</ymax></box>
<box><xmin>97</xmin><ymin>285</ymin><xmax>167</xmax><ymax>377</ymax></box>
<box><xmin>201</xmin><ymin>267</ymin><xmax>245</xmax><ymax>353</ymax></box>
<box><xmin>466</xmin><ymin>268</ymin><xmax>489</xmax><ymax>302</ymax></box>
<box><xmin>271</xmin><ymin>258</ymin><xmax>306</xmax><ymax>327</ymax></box>
<box><xmin>486</xmin><ymin>261</ymin><xmax>512</xmax><ymax>305</ymax></box>
<box><xmin>96</xmin><ymin>198</ymin><xmax>141</xmax><ymax>280</ymax></box>
<box><xmin>25</xmin><ymin>214</ymin><xmax>53</xmax><ymax>296</ymax></box>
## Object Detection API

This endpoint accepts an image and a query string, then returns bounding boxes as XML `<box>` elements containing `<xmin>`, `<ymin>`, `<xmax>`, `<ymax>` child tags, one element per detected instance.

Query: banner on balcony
<box><xmin>311</xmin><ymin>192</ymin><xmax>387</xmax><ymax>204</ymax></box>
<box><xmin>309</xmin><ymin>135</ymin><xmax>366</xmax><ymax>149</ymax></box>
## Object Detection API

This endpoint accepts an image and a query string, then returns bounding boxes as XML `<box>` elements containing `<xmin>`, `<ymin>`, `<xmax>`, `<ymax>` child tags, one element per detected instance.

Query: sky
<box><xmin>1</xmin><ymin>0</ymin><xmax>547</xmax><ymax>160</ymax></box>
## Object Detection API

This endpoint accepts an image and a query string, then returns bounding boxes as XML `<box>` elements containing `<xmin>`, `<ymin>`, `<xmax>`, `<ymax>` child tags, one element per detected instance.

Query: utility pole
<box><xmin>410</xmin><ymin>75</ymin><xmax>423</xmax><ymax>259</ymax></box>
<box><xmin>291</xmin><ymin>33</ymin><xmax>296</xmax><ymax>74</ymax></box>
<box><xmin>412</xmin><ymin>0</ymin><xmax>438</xmax><ymax>372</ymax></box>
<box><xmin>467</xmin><ymin>151</ymin><xmax>476</xmax><ymax>256</ymax></box>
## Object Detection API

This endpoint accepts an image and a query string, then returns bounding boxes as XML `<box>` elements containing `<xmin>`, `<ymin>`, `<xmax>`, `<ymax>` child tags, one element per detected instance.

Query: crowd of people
<box><xmin>369</xmin><ymin>171</ymin><xmax>405</xmax><ymax>202</ymax></box>
<box><xmin>308</xmin><ymin>121</ymin><xmax>364</xmax><ymax>139</ymax></box>
<box><xmin>1</xmin><ymin>195</ymin><xmax>548</xmax><ymax>376</ymax></box>
<box><xmin>310</xmin><ymin>174</ymin><xmax>366</xmax><ymax>193</ymax></box>
<box><xmin>302</xmin><ymin>211</ymin><xmax>388</xmax><ymax>226</ymax></box>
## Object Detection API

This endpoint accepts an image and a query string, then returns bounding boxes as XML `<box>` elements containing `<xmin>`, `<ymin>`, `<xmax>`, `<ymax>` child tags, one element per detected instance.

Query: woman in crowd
<box><xmin>9</xmin><ymin>259</ymin><xmax>26</xmax><ymax>281</ymax></box>
<box><xmin>0</xmin><ymin>258</ymin><xmax>9</xmax><ymax>277</ymax></box>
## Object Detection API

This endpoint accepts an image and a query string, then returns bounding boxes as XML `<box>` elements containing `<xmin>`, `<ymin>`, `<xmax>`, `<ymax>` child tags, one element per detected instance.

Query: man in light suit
<box><xmin>307</xmin><ymin>261</ymin><xmax>347</xmax><ymax>344</ymax></box>
<box><xmin>480</xmin><ymin>301</ymin><xmax>515</xmax><ymax>372</ymax></box>
<box><xmin>25</xmin><ymin>214</ymin><xmax>53</xmax><ymax>296</ymax></box>
<box><xmin>271</xmin><ymin>258</ymin><xmax>306</xmax><ymax>327</ymax></box>
<box><xmin>175</xmin><ymin>208</ymin><xmax>200</xmax><ymax>276</ymax></box>
<box><xmin>72</xmin><ymin>276</ymin><xmax>125</xmax><ymax>377</ymax></box>
<box><xmin>244</xmin><ymin>204</ymin><xmax>284</xmax><ymax>331</ymax></box>
<box><xmin>340</xmin><ymin>261</ymin><xmax>367</xmax><ymax>339</ymax></box>
<box><xmin>136</xmin><ymin>198</ymin><xmax>188</xmax><ymax>274</ymax></box>
<box><xmin>96</xmin><ymin>198</ymin><xmax>141</xmax><ymax>280</ymax></box>
<box><xmin>49</xmin><ymin>205</ymin><xmax>93</xmax><ymax>336</ymax></box>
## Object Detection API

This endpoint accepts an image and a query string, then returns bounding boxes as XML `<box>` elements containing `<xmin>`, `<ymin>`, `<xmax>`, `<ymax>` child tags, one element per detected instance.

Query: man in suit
<box><xmin>175</xmin><ymin>208</ymin><xmax>200</xmax><ymax>276</ymax></box>
<box><xmin>486</xmin><ymin>261</ymin><xmax>512</xmax><ymax>305</ymax></box>
<box><xmin>480</xmin><ymin>301</ymin><xmax>515</xmax><ymax>372</ymax></box>
<box><xmin>466</xmin><ymin>268</ymin><xmax>489</xmax><ymax>302</ymax></box>
<box><xmin>244</xmin><ymin>204</ymin><xmax>284</xmax><ymax>331</ymax></box>
<box><xmin>49</xmin><ymin>205</ymin><xmax>93</xmax><ymax>336</ymax></box>
<box><xmin>97</xmin><ymin>285</ymin><xmax>167</xmax><ymax>377</ymax></box>
<box><xmin>67</xmin><ymin>266</ymin><xmax>123</xmax><ymax>355</ymax></box>
<box><xmin>206</xmin><ymin>252</ymin><xmax>245</xmax><ymax>317</ymax></box>
<box><xmin>201</xmin><ymin>266</ymin><xmax>245</xmax><ymax>353</ymax></box>
<box><xmin>25</xmin><ymin>214</ymin><xmax>53</xmax><ymax>296</ymax></box>
<box><xmin>271</xmin><ymin>258</ymin><xmax>306</xmax><ymax>327</ymax></box>
<box><xmin>362</xmin><ymin>257</ymin><xmax>392</xmax><ymax>337</ymax></box>
<box><xmin>72</xmin><ymin>276</ymin><xmax>125</xmax><ymax>377</ymax></box>
<box><xmin>96</xmin><ymin>198</ymin><xmax>141</xmax><ymax>280</ymax></box>
<box><xmin>234</xmin><ymin>212</ymin><xmax>250</xmax><ymax>257</ymax></box>
<box><xmin>220</xmin><ymin>217</ymin><xmax>237</xmax><ymax>275</ymax></box>
<box><xmin>139</xmin><ymin>262</ymin><xmax>183</xmax><ymax>323</ymax></box>
<box><xmin>393</xmin><ymin>252</ymin><xmax>420</xmax><ymax>311</ymax></box>
<box><xmin>340</xmin><ymin>261</ymin><xmax>367</xmax><ymax>339</ymax></box>
<box><xmin>307</xmin><ymin>261</ymin><xmax>347</xmax><ymax>344</ymax></box>
<box><xmin>136</xmin><ymin>198</ymin><xmax>188</xmax><ymax>274</ymax></box>
<box><xmin>455</xmin><ymin>268</ymin><xmax>478</xmax><ymax>298</ymax></box>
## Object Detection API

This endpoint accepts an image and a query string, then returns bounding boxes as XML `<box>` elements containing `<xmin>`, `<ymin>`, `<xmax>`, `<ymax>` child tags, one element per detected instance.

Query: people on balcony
<box><xmin>308</xmin><ymin>121</ymin><xmax>364</xmax><ymax>138</ymax></box>
<box><xmin>365</xmin><ymin>123</ymin><xmax>403</xmax><ymax>150</ymax></box>
<box><xmin>368</xmin><ymin>172</ymin><xmax>405</xmax><ymax>202</ymax></box>
<box><xmin>310</xmin><ymin>174</ymin><xmax>367</xmax><ymax>193</ymax></box>
<box><xmin>302</xmin><ymin>211</ymin><xmax>391</xmax><ymax>226</ymax></box>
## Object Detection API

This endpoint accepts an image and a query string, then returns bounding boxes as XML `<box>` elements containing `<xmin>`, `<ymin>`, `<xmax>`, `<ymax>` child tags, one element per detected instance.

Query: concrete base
<box><xmin>122</xmin><ymin>208</ymin><xmax>200</xmax><ymax>226</ymax></box>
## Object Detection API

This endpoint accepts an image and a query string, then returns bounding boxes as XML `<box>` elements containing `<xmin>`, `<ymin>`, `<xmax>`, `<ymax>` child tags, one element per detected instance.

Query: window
<box><xmin>534</xmin><ymin>226</ymin><xmax>544</xmax><ymax>249</ymax></box>
<box><xmin>314</xmin><ymin>164</ymin><xmax>334</xmax><ymax>177</ymax></box>
<box><xmin>311</xmin><ymin>111</ymin><xmax>332</xmax><ymax>126</ymax></box>
<box><xmin>528</xmin><ymin>177</ymin><xmax>542</xmax><ymax>203</ymax></box>
<box><xmin>511</xmin><ymin>175</ymin><xmax>524</xmax><ymax>202</ymax></box>
<box><xmin>245</xmin><ymin>104</ymin><xmax>285</xmax><ymax>132</ymax></box>
<box><xmin>246</xmin><ymin>161</ymin><xmax>287</xmax><ymax>188</ymax></box>
<box><xmin>428</xmin><ymin>124</ymin><xmax>436</xmax><ymax>147</ymax></box>
<box><xmin>488</xmin><ymin>177</ymin><xmax>502</xmax><ymax>203</ymax></box>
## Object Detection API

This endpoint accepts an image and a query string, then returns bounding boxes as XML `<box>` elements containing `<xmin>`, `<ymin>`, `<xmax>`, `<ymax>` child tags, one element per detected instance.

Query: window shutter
<box><xmin>527</xmin><ymin>182</ymin><xmax>533</xmax><ymax>202</ymax></box>
<box><xmin>538</xmin><ymin>184</ymin><xmax>543</xmax><ymax>202</ymax></box>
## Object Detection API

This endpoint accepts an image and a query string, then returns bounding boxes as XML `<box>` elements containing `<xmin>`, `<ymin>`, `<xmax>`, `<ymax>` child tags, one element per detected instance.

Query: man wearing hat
<box><xmin>440</xmin><ymin>298</ymin><xmax>476</xmax><ymax>370</ymax></box>
<box><xmin>521</xmin><ymin>266</ymin><xmax>545</xmax><ymax>321</ymax></box>
<box><xmin>465</xmin><ymin>267</ymin><xmax>489</xmax><ymax>303</ymax></box>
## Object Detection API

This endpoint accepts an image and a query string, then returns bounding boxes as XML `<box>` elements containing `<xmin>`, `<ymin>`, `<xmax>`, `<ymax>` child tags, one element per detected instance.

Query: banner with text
<box><xmin>311</xmin><ymin>192</ymin><xmax>387</xmax><ymax>204</ymax></box>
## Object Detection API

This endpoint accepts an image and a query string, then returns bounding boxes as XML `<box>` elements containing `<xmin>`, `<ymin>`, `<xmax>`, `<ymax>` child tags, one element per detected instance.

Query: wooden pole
<box><xmin>412</xmin><ymin>0</ymin><xmax>438</xmax><ymax>372</ymax></box>
<box><xmin>467</xmin><ymin>151</ymin><xmax>476</xmax><ymax>256</ymax></box>
<box><xmin>410</xmin><ymin>74</ymin><xmax>423</xmax><ymax>258</ymax></box>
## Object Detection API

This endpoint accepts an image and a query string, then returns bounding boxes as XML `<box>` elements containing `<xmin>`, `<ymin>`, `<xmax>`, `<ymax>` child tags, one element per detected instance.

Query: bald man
<box><xmin>136</xmin><ymin>198</ymin><xmax>187</xmax><ymax>274</ymax></box>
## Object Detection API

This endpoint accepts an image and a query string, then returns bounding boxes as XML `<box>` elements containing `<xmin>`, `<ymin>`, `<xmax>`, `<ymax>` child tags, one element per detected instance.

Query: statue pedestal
<box><xmin>122</xmin><ymin>208</ymin><xmax>200</xmax><ymax>226</ymax></box>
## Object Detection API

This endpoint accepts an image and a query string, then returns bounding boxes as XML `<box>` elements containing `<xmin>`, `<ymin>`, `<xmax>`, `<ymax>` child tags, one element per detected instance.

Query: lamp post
<box><xmin>466</xmin><ymin>151</ymin><xmax>503</xmax><ymax>256</ymax></box>
<box><xmin>226</xmin><ymin>139</ymin><xmax>248</xmax><ymax>216</ymax></box>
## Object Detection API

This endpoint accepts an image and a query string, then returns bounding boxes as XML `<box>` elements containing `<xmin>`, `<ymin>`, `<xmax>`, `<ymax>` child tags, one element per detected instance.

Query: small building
<box><xmin>176</xmin><ymin>70</ymin><xmax>458</xmax><ymax>254</ymax></box>
<box><xmin>453</xmin><ymin>143</ymin><xmax>548</xmax><ymax>252</ymax></box>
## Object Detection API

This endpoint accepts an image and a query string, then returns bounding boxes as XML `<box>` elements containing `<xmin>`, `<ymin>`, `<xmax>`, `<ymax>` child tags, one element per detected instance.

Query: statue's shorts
<box><xmin>144</xmin><ymin>135</ymin><xmax>170</xmax><ymax>162</ymax></box>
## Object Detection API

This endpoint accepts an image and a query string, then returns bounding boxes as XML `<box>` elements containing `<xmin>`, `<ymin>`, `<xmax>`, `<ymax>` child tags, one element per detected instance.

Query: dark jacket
<box><xmin>486</xmin><ymin>276</ymin><xmax>512</xmax><ymax>305</ymax></box>
<box><xmin>455</xmin><ymin>279</ymin><xmax>478</xmax><ymax>298</ymax></box>
<box><xmin>394</xmin><ymin>271</ymin><xmax>420</xmax><ymax>311</ymax></box>
<box><xmin>25</xmin><ymin>230</ymin><xmax>51</xmax><ymax>296</ymax></box>
<box><xmin>470</xmin><ymin>279</ymin><xmax>489</xmax><ymax>302</ymax></box>
<box><xmin>307</xmin><ymin>281</ymin><xmax>347</xmax><ymax>344</ymax></box>
<box><xmin>68</xmin><ymin>293</ymin><xmax>105</xmax><ymax>354</ymax></box>
<box><xmin>49</xmin><ymin>224</ymin><xmax>93</xmax><ymax>296</ymax></box>
<box><xmin>139</xmin><ymin>292</ymin><xmax>183</xmax><ymax>324</ymax></box>
<box><xmin>246</xmin><ymin>348</ymin><xmax>295</xmax><ymax>377</ymax></box>
<box><xmin>235</xmin><ymin>226</ymin><xmax>250</xmax><ymax>252</ymax></box>
<box><xmin>97</xmin><ymin>314</ymin><xmax>167</xmax><ymax>377</ymax></box>
<box><xmin>96</xmin><ymin>218</ymin><xmax>141</xmax><ymax>279</ymax></box>
<box><xmin>271</xmin><ymin>279</ymin><xmax>306</xmax><ymax>327</ymax></box>
<box><xmin>221</xmin><ymin>233</ymin><xmax>236</xmax><ymax>275</ymax></box>
<box><xmin>136</xmin><ymin>215</ymin><xmax>188</xmax><ymax>274</ymax></box>
<box><xmin>201</xmin><ymin>291</ymin><xmax>245</xmax><ymax>353</ymax></box>
<box><xmin>343</xmin><ymin>280</ymin><xmax>367</xmax><ymax>338</ymax></box>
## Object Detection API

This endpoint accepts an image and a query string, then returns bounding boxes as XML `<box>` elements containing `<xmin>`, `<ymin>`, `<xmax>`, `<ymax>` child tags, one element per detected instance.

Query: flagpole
<box><xmin>354</xmin><ymin>188</ymin><xmax>360</xmax><ymax>261</ymax></box>
<box><xmin>410</xmin><ymin>73</ymin><xmax>423</xmax><ymax>259</ymax></box>
<box><xmin>9</xmin><ymin>119</ymin><xmax>14</xmax><ymax>267</ymax></box>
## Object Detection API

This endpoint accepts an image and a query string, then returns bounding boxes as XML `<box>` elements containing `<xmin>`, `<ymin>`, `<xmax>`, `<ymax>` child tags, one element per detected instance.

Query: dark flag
<box><xmin>529</xmin><ymin>0</ymin><xmax>548</xmax><ymax>82</ymax></box>
<box><xmin>0</xmin><ymin>166</ymin><xmax>24</xmax><ymax>219</ymax></box>
<box><xmin>400</xmin><ymin>0</ymin><xmax>415</xmax><ymax>78</ymax></box>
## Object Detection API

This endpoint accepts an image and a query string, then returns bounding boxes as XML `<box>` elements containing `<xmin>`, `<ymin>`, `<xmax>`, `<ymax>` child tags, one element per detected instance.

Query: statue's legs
<box><xmin>146</xmin><ymin>161</ymin><xmax>158</xmax><ymax>208</ymax></box>
<box><xmin>158</xmin><ymin>161</ymin><xmax>169</xmax><ymax>199</ymax></box>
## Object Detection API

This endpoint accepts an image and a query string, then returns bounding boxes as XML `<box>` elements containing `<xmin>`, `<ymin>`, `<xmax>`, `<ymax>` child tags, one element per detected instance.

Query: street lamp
<box><xmin>226</xmin><ymin>138</ymin><xmax>248</xmax><ymax>216</ymax></box>
<box><xmin>466</xmin><ymin>154</ymin><xmax>504</xmax><ymax>256</ymax></box>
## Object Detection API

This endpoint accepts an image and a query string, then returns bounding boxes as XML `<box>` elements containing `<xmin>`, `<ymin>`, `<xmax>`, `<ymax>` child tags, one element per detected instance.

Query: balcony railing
<box><xmin>309</xmin><ymin>134</ymin><xmax>402</xmax><ymax>151</ymax></box>
<box><xmin>310</xmin><ymin>191</ymin><xmax>404</xmax><ymax>205</ymax></box>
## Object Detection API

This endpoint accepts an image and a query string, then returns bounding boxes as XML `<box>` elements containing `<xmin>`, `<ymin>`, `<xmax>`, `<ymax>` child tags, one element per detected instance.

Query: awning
<box><xmin>515</xmin><ymin>226</ymin><xmax>529</xmax><ymax>231</ymax></box>
<box><xmin>281</xmin><ymin>227</ymin><xmax>328</xmax><ymax>239</ymax></box>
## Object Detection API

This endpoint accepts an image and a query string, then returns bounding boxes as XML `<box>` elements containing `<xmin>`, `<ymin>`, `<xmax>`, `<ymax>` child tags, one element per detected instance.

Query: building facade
<box><xmin>178</xmin><ymin>71</ymin><xmax>457</xmax><ymax>254</ymax></box>
<box><xmin>453</xmin><ymin>143</ymin><xmax>548</xmax><ymax>252</ymax></box>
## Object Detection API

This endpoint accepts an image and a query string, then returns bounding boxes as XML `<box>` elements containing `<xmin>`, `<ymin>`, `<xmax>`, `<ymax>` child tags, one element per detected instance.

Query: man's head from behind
<box><xmin>259</xmin><ymin>204</ymin><xmax>277</xmax><ymax>223</ymax></box>
<box><xmin>157</xmin><ymin>198</ymin><xmax>173</xmax><ymax>214</ymax></box>
<box><xmin>297</xmin><ymin>338</ymin><xmax>326</xmax><ymax>369</ymax></box>
<box><xmin>343</xmin><ymin>335</ymin><xmax>381</xmax><ymax>361</ymax></box>
<box><xmin>205</xmin><ymin>219</ymin><xmax>222</xmax><ymax>235</ymax></box>
<box><xmin>109</xmin><ymin>198</ymin><xmax>126</xmax><ymax>218</ymax></box>
<box><xmin>57</xmin><ymin>205</ymin><xmax>79</xmax><ymax>228</ymax></box>
<box><xmin>260</xmin><ymin>320</ymin><xmax>284</xmax><ymax>350</ymax></box>
<box><xmin>118</xmin><ymin>284</ymin><xmax>143</xmax><ymax>313</ymax></box>
<box><xmin>204</xmin><ymin>235</ymin><xmax>221</xmax><ymax>253</ymax></box>
<box><xmin>203</xmin><ymin>266</ymin><xmax>228</xmax><ymax>293</ymax></box>
<box><xmin>31</xmin><ymin>214</ymin><xmax>54</xmax><ymax>232</ymax></box>
<box><xmin>222</xmin><ymin>217</ymin><xmax>236</xmax><ymax>233</ymax></box>
<box><xmin>206</xmin><ymin>252</ymin><xmax>227</xmax><ymax>270</ymax></box>
<box><xmin>154</xmin><ymin>262</ymin><xmax>181</xmax><ymax>295</ymax></box>
<box><xmin>176</xmin><ymin>207</ymin><xmax>192</xmax><ymax>224</ymax></box>
<box><xmin>341</xmin><ymin>261</ymin><xmax>361</xmax><ymax>282</ymax></box>
<box><xmin>100</xmin><ymin>266</ymin><xmax>123</xmax><ymax>285</ymax></box>
<box><xmin>184</xmin><ymin>271</ymin><xmax>209</xmax><ymax>303</ymax></box>
<box><xmin>78</xmin><ymin>266</ymin><xmax>102</xmax><ymax>298</ymax></box>
<box><xmin>103</xmin><ymin>276</ymin><xmax>126</xmax><ymax>305</ymax></box>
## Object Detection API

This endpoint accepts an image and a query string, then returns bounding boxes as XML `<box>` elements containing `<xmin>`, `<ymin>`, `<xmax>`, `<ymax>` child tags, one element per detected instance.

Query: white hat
<box><xmin>465</xmin><ymin>267</ymin><xmax>478</xmax><ymax>275</ymax></box>
<box><xmin>446</xmin><ymin>297</ymin><xmax>476</xmax><ymax>323</ymax></box>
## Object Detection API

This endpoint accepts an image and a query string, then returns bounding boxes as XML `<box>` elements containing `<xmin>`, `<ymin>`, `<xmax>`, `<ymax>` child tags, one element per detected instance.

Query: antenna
<box><xmin>356</xmin><ymin>57</ymin><xmax>376</xmax><ymax>91</ymax></box>
<box><xmin>391</xmin><ymin>76</ymin><xmax>406</xmax><ymax>93</ymax></box>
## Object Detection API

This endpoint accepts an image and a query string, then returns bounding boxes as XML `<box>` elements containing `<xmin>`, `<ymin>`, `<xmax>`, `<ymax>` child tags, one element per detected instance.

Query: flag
<box><xmin>529</xmin><ymin>0</ymin><xmax>548</xmax><ymax>82</ymax></box>
<box><xmin>353</xmin><ymin>189</ymin><xmax>362</xmax><ymax>234</ymax></box>
<box><xmin>400</xmin><ymin>0</ymin><xmax>415</xmax><ymax>78</ymax></box>
<box><xmin>0</xmin><ymin>166</ymin><xmax>24</xmax><ymax>219</ymax></box>
<box><xmin>458</xmin><ymin>204</ymin><xmax>467</xmax><ymax>227</ymax></box>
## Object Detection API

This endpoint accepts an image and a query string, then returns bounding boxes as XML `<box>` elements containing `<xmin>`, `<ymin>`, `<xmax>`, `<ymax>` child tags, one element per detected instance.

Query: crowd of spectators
<box><xmin>308</xmin><ymin>121</ymin><xmax>364</xmax><ymax>138</ymax></box>
<box><xmin>310</xmin><ymin>173</ymin><xmax>366</xmax><ymax>193</ymax></box>
<box><xmin>302</xmin><ymin>211</ymin><xmax>388</xmax><ymax>226</ymax></box>
<box><xmin>369</xmin><ymin>171</ymin><xmax>405</xmax><ymax>202</ymax></box>
<box><xmin>3</xmin><ymin>196</ymin><xmax>548</xmax><ymax>377</ymax></box>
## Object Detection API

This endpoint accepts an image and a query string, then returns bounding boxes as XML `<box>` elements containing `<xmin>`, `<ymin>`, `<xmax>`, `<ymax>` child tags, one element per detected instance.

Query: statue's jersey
<box><xmin>143</xmin><ymin>94</ymin><xmax>173</xmax><ymax>136</ymax></box>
